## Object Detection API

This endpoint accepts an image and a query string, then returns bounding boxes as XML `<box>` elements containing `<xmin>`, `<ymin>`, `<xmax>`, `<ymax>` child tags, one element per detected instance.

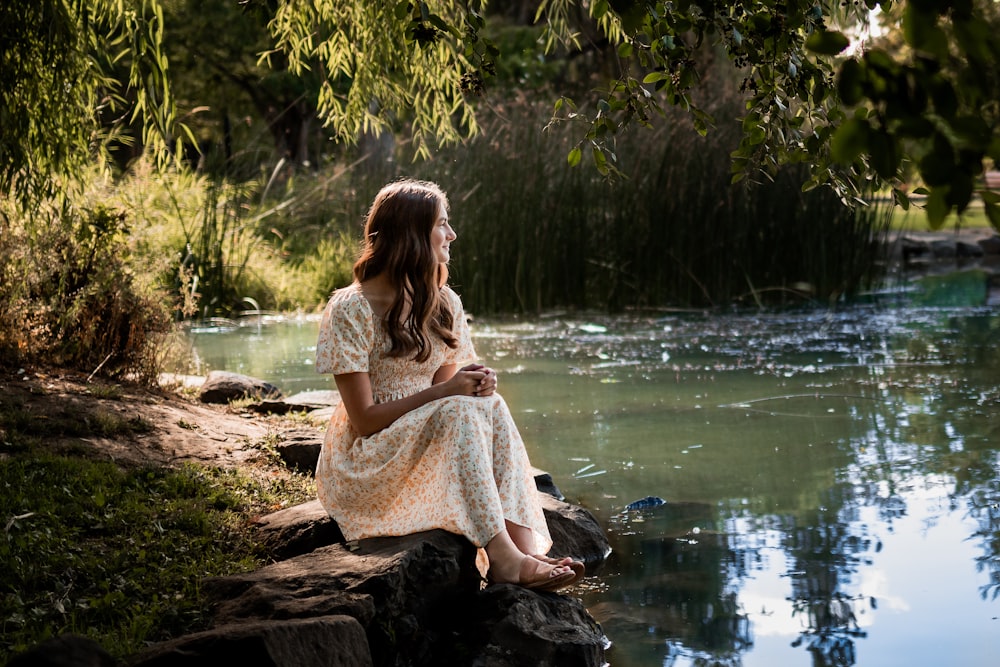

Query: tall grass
<box><xmin>0</xmin><ymin>92</ymin><xmax>896</xmax><ymax>378</ymax></box>
<box><xmin>0</xmin><ymin>191</ymin><xmax>169</xmax><ymax>378</ymax></box>
<box><xmin>396</xmin><ymin>97</ymin><xmax>893</xmax><ymax>313</ymax></box>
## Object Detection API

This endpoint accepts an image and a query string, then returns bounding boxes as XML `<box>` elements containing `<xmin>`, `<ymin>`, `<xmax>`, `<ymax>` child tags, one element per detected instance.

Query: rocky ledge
<box><xmin>11</xmin><ymin>375</ymin><xmax>613</xmax><ymax>667</ymax></box>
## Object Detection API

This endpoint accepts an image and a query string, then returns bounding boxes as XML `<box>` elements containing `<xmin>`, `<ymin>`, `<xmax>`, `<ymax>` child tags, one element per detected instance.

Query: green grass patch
<box><xmin>0</xmin><ymin>449</ymin><xmax>315</xmax><ymax>662</ymax></box>
<box><xmin>891</xmin><ymin>201</ymin><xmax>993</xmax><ymax>231</ymax></box>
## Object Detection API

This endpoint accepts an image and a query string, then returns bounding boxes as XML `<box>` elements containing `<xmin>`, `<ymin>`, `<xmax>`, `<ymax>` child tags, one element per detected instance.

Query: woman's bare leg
<box><xmin>505</xmin><ymin>521</ymin><xmax>536</xmax><ymax>555</ymax></box>
<box><xmin>506</xmin><ymin>520</ymin><xmax>577</xmax><ymax>569</ymax></box>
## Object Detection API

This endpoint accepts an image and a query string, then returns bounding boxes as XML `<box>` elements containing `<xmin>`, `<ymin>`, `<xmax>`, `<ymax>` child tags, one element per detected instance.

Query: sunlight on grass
<box><xmin>0</xmin><ymin>448</ymin><xmax>315</xmax><ymax>661</ymax></box>
<box><xmin>891</xmin><ymin>202</ymin><xmax>992</xmax><ymax>231</ymax></box>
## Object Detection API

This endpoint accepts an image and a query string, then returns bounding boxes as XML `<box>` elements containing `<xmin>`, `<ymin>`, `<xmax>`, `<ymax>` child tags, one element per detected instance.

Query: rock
<box><xmin>193</xmin><ymin>530</ymin><xmax>607</xmax><ymax>667</ymax></box>
<box><xmin>199</xmin><ymin>371</ymin><xmax>283</xmax><ymax>404</ymax></box>
<box><xmin>899</xmin><ymin>236</ymin><xmax>929</xmax><ymax>264</ymax></box>
<box><xmin>532</xmin><ymin>468</ymin><xmax>564</xmax><ymax>500</ymax></box>
<box><xmin>245</xmin><ymin>390</ymin><xmax>341</xmax><ymax>416</ymax></box>
<box><xmin>929</xmin><ymin>239</ymin><xmax>957</xmax><ymax>259</ymax></box>
<box><xmin>253</xmin><ymin>498</ymin><xmax>344</xmax><ymax>560</ymax></box>
<box><xmin>540</xmin><ymin>493</ymin><xmax>612</xmax><ymax>572</ymax></box>
<box><xmin>459</xmin><ymin>585</ymin><xmax>608</xmax><ymax>667</ymax></box>
<box><xmin>253</xmin><ymin>492</ymin><xmax>610</xmax><ymax>572</ymax></box>
<box><xmin>202</xmin><ymin>531</ymin><xmax>482</xmax><ymax>666</ymax></box>
<box><xmin>7</xmin><ymin>634</ymin><xmax>119</xmax><ymax>667</ymax></box>
<box><xmin>282</xmin><ymin>390</ymin><xmax>341</xmax><ymax>409</ymax></box>
<box><xmin>129</xmin><ymin>616</ymin><xmax>372</xmax><ymax>667</ymax></box>
<box><xmin>957</xmin><ymin>240</ymin><xmax>985</xmax><ymax>258</ymax></box>
<box><xmin>274</xmin><ymin>428</ymin><xmax>323</xmax><ymax>474</ymax></box>
<box><xmin>623</xmin><ymin>496</ymin><xmax>668</xmax><ymax>511</ymax></box>
<box><xmin>979</xmin><ymin>234</ymin><xmax>1000</xmax><ymax>255</ymax></box>
<box><xmin>247</xmin><ymin>400</ymin><xmax>301</xmax><ymax>415</ymax></box>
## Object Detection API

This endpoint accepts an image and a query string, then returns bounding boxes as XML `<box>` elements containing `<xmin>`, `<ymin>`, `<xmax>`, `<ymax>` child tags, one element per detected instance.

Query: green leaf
<box><xmin>609</xmin><ymin>0</ymin><xmax>647</xmax><ymax>33</ymax></box>
<box><xmin>950</xmin><ymin>115</ymin><xmax>991</xmax><ymax>148</ymax></box>
<box><xmin>567</xmin><ymin>146</ymin><xmax>582</xmax><ymax>167</ymax></box>
<box><xmin>947</xmin><ymin>172</ymin><xmax>974</xmax><ymax>212</ymax></box>
<box><xmin>919</xmin><ymin>136</ymin><xmax>955</xmax><ymax>187</ymax></box>
<box><xmin>984</xmin><ymin>199</ymin><xmax>1000</xmax><ymax>231</ymax></box>
<box><xmin>902</xmin><ymin>7</ymin><xmax>949</xmax><ymax>58</ymax></box>
<box><xmin>925</xmin><ymin>187</ymin><xmax>950</xmax><ymax>229</ymax></box>
<box><xmin>869</xmin><ymin>130</ymin><xmax>899</xmax><ymax>180</ymax></box>
<box><xmin>892</xmin><ymin>187</ymin><xmax>910</xmax><ymax>211</ymax></box>
<box><xmin>592</xmin><ymin>145</ymin><xmax>609</xmax><ymax>175</ymax></box>
<box><xmin>830</xmin><ymin>118</ymin><xmax>869</xmax><ymax>164</ymax></box>
<box><xmin>642</xmin><ymin>71</ymin><xmax>667</xmax><ymax>84</ymax></box>
<box><xmin>929</xmin><ymin>77</ymin><xmax>958</xmax><ymax>118</ymax></box>
<box><xmin>805</xmin><ymin>30</ymin><xmax>850</xmax><ymax>56</ymax></box>
<box><xmin>836</xmin><ymin>59</ymin><xmax>864</xmax><ymax>106</ymax></box>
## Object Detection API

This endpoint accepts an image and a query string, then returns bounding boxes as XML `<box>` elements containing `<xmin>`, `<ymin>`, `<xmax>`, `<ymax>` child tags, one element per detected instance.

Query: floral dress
<box><xmin>315</xmin><ymin>283</ymin><xmax>551</xmax><ymax>553</ymax></box>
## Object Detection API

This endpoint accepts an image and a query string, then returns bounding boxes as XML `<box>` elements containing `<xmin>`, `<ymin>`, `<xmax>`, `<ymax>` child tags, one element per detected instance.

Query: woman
<box><xmin>315</xmin><ymin>179</ymin><xmax>581</xmax><ymax>592</ymax></box>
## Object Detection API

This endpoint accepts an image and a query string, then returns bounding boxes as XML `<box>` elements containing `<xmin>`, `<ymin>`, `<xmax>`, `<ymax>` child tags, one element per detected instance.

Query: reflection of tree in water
<box><xmin>782</xmin><ymin>482</ymin><xmax>873</xmax><ymax>667</ymax></box>
<box><xmin>597</xmin><ymin>502</ymin><xmax>752</xmax><ymax>666</ymax></box>
<box><xmin>896</xmin><ymin>311</ymin><xmax>1000</xmax><ymax>597</ymax></box>
<box><xmin>968</xmin><ymin>479</ymin><xmax>1000</xmax><ymax>602</ymax></box>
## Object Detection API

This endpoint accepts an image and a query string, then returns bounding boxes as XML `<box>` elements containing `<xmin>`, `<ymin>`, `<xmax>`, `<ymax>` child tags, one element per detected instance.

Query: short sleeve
<box><xmin>443</xmin><ymin>286</ymin><xmax>477</xmax><ymax>366</ymax></box>
<box><xmin>316</xmin><ymin>288</ymin><xmax>373</xmax><ymax>375</ymax></box>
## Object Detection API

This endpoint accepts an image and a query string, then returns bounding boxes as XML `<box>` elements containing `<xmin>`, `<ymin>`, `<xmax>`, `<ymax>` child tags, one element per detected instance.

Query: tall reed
<box><xmin>381</xmin><ymin>97</ymin><xmax>894</xmax><ymax>313</ymax></box>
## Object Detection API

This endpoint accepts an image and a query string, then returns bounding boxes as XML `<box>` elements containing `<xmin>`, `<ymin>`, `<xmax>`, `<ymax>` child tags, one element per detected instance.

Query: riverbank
<box><xmin>1</xmin><ymin>366</ymin><xmax>612</xmax><ymax>667</ymax></box>
<box><xmin>0</xmin><ymin>365</ymin><xmax>322</xmax><ymax>661</ymax></box>
<box><xmin>0</xmin><ymin>366</ymin><xmax>309</xmax><ymax>469</ymax></box>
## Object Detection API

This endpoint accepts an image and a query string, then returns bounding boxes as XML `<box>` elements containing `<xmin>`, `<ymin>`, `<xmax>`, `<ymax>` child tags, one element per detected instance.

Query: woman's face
<box><xmin>430</xmin><ymin>203</ymin><xmax>456</xmax><ymax>264</ymax></box>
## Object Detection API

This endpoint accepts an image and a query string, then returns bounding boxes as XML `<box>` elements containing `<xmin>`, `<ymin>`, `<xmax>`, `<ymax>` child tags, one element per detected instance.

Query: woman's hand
<box><xmin>474</xmin><ymin>365</ymin><xmax>498</xmax><ymax>397</ymax></box>
<box><xmin>439</xmin><ymin>363</ymin><xmax>497</xmax><ymax>397</ymax></box>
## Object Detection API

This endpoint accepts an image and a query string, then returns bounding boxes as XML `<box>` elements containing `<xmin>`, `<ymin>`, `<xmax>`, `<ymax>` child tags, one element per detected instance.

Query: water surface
<box><xmin>174</xmin><ymin>298</ymin><xmax>1000</xmax><ymax>666</ymax></box>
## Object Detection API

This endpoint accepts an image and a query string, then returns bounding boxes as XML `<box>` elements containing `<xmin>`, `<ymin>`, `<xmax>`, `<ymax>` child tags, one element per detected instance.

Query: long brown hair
<box><xmin>353</xmin><ymin>179</ymin><xmax>457</xmax><ymax>361</ymax></box>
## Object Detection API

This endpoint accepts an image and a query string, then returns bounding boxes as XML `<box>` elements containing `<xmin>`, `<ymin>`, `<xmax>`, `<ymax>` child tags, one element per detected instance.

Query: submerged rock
<box><xmin>623</xmin><ymin>496</ymin><xmax>668</xmax><ymax>511</ymax></box>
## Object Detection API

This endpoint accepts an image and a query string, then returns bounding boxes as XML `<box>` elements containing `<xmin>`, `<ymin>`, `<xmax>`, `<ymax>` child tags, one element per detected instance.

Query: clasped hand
<box><xmin>447</xmin><ymin>363</ymin><xmax>497</xmax><ymax>397</ymax></box>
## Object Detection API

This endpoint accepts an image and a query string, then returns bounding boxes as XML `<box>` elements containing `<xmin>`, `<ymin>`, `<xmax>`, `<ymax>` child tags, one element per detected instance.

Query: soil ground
<box><xmin>0</xmin><ymin>366</ymin><xmax>308</xmax><ymax>470</ymax></box>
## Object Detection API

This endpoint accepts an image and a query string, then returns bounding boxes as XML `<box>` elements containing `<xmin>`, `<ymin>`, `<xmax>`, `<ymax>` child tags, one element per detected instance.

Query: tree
<box><xmin>255</xmin><ymin>0</ymin><xmax>1000</xmax><ymax>228</ymax></box>
<box><xmin>0</xmin><ymin>0</ymin><xmax>185</xmax><ymax>207</ymax></box>
<box><xmin>160</xmin><ymin>0</ymin><xmax>327</xmax><ymax>173</ymax></box>
<box><xmin>4</xmin><ymin>1</ymin><xmax>998</xmax><ymax>228</ymax></box>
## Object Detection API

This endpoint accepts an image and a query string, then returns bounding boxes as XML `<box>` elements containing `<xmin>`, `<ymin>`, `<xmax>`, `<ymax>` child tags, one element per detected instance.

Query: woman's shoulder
<box><xmin>440</xmin><ymin>284</ymin><xmax>464</xmax><ymax>308</ymax></box>
<box><xmin>327</xmin><ymin>282</ymin><xmax>363</xmax><ymax>303</ymax></box>
<box><xmin>323</xmin><ymin>283</ymin><xmax>371</xmax><ymax>318</ymax></box>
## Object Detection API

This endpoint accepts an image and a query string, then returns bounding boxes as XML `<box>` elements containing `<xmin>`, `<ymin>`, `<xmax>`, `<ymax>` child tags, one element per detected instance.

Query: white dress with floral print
<box><xmin>315</xmin><ymin>283</ymin><xmax>551</xmax><ymax>552</ymax></box>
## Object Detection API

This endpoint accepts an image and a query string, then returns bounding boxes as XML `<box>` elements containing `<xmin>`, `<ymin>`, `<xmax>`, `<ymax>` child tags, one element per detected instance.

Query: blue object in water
<box><xmin>623</xmin><ymin>496</ymin><xmax>668</xmax><ymax>511</ymax></box>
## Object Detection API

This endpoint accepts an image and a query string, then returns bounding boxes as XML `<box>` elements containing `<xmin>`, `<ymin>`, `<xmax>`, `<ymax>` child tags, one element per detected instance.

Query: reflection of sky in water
<box><xmin>730</xmin><ymin>482</ymin><xmax>997</xmax><ymax>667</ymax></box>
<box><xmin>179</xmin><ymin>303</ymin><xmax>1000</xmax><ymax>666</ymax></box>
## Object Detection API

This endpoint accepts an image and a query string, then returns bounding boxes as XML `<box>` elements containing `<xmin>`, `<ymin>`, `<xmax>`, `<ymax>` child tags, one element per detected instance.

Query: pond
<box><xmin>173</xmin><ymin>281</ymin><xmax>1000</xmax><ymax>666</ymax></box>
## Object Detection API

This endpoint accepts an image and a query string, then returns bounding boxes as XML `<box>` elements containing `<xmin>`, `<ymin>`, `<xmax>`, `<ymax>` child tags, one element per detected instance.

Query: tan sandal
<box><xmin>532</xmin><ymin>554</ymin><xmax>585</xmax><ymax>585</ymax></box>
<box><xmin>489</xmin><ymin>555</ymin><xmax>577</xmax><ymax>593</ymax></box>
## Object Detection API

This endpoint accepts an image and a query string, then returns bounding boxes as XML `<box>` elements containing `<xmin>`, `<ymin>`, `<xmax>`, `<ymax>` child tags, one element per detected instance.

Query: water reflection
<box><xmin>176</xmin><ymin>302</ymin><xmax>1000</xmax><ymax>666</ymax></box>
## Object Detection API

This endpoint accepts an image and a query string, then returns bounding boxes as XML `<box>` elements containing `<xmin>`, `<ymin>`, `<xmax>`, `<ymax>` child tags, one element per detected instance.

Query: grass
<box><xmin>890</xmin><ymin>201</ymin><xmax>994</xmax><ymax>232</ymax></box>
<box><xmin>0</xmin><ymin>398</ymin><xmax>316</xmax><ymax>662</ymax></box>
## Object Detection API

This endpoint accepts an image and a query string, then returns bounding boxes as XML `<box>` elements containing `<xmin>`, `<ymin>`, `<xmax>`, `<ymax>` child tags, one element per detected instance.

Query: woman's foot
<box><xmin>489</xmin><ymin>555</ymin><xmax>576</xmax><ymax>593</ymax></box>
<box><xmin>531</xmin><ymin>554</ymin><xmax>585</xmax><ymax>584</ymax></box>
